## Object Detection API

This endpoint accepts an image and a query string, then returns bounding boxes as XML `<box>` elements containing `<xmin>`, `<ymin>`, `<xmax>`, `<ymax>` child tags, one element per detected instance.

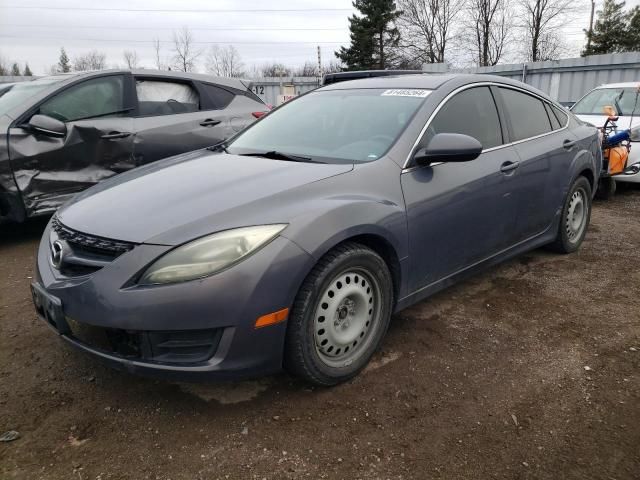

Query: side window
<box><xmin>544</xmin><ymin>103</ymin><xmax>562</xmax><ymax>130</ymax></box>
<box><xmin>135</xmin><ymin>80</ymin><xmax>199</xmax><ymax>116</ymax></box>
<box><xmin>425</xmin><ymin>86</ymin><xmax>503</xmax><ymax>149</ymax></box>
<box><xmin>200</xmin><ymin>83</ymin><xmax>235</xmax><ymax>110</ymax></box>
<box><xmin>552</xmin><ymin>105</ymin><xmax>568</xmax><ymax>127</ymax></box>
<box><xmin>499</xmin><ymin>88</ymin><xmax>552</xmax><ymax>141</ymax></box>
<box><xmin>38</xmin><ymin>75</ymin><xmax>124</xmax><ymax>122</ymax></box>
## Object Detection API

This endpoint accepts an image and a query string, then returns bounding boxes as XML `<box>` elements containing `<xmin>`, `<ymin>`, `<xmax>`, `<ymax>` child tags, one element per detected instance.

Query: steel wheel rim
<box><xmin>313</xmin><ymin>268</ymin><xmax>382</xmax><ymax>368</ymax></box>
<box><xmin>566</xmin><ymin>187</ymin><xmax>587</xmax><ymax>242</ymax></box>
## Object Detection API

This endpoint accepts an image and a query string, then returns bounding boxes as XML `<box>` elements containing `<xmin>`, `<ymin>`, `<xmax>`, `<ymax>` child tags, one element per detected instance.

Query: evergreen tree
<box><xmin>23</xmin><ymin>63</ymin><xmax>33</xmax><ymax>76</ymax></box>
<box><xmin>582</xmin><ymin>0</ymin><xmax>627</xmax><ymax>55</ymax></box>
<box><xmin>58</xmin><ymin>47</ymin><xmax>71</xmax><ymax>73</ymax></box>
<box><xmin>336</xmin><ymin>0</ymin><xmax>401</xmax><ymax>70</ymax></box>
<box><xmin>10</xmin><ymin>63</ymin><xmax>20</xmax><ymax>76</ymax></box>
<box><xmin>623</xmin><ymin>6</ymin><xmax>640</xmax><ymax>51</ymax></box>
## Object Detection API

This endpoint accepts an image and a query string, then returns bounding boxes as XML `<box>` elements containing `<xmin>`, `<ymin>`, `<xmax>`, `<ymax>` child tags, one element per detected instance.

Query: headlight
<box><xmin>138</xmin><ymin>224</ymin><xmax>287</xmax><ymax>285</ymax></box>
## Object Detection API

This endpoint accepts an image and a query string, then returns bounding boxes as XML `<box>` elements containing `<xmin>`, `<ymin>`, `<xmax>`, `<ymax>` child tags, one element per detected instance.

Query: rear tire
<box><xmin>548</xmin><ymin>176</ymin><xmax>592</xmax><ymax>254</ymax></box>
<box><xmin>284</xmin><ymin>242</ymin><xmax>394</xmax><ymax>386</ymax></box>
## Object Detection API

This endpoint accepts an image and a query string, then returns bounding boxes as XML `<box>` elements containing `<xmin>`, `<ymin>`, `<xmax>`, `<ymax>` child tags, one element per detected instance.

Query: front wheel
<box><xmin>284</xmin><ymin>243</ymin><xmax>394</xmax><ymax>386</ymax></box>
<box><xmin>548</xmin><ymin>176</ymin><xmax>592</xmax><ymax>253</ymax></box>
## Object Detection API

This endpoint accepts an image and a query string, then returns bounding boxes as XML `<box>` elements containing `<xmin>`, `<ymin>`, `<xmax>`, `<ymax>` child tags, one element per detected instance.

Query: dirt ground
<box><xmin>1</xmin><ymin>186</ymin><xmax>639</xmax><ymax>480</ymax></box>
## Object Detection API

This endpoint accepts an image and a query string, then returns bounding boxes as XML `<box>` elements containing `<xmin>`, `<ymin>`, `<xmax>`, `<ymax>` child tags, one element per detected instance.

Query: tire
<box><xmin>284</xmin><ymin>242</ymin><xmax>394</xmax><ymax>386</ymax></box>
<box><xmin>595</xmin><ymin>176</ymin><xmax>616</xmax><ymax>200</ymax></box>
<box><xmin>548</xmin><ymin>176</ymin><xmax>592</xmax><ymax>254</ymax></box>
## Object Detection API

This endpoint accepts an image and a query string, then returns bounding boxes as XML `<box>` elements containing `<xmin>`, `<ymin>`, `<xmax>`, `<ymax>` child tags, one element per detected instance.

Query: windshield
<box><xmin>226</xmin><ymin>88</ymin><xmax>430</xmax><ymax>163</ymax></box>
<box><xmin>0</xmin><ymin>77</ymin><xmax>66</xmax><ymax>116</ymax></box>
<box><xmin>572</xmin><ymin>87</ymin><xmax>640</xmax><ymax>116</ymax></box>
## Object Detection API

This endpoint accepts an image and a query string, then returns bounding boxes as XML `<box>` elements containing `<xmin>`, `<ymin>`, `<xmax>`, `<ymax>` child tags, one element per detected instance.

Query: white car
<box><xmin>572</xmin><ymin>82</ymin><xmax>640</xmax><ymax>183</ymax></box>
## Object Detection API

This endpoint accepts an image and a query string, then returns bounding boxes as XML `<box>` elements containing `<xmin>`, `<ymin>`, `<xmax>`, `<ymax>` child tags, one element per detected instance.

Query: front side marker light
<box><xmin>255</xmin><ymin>308</ymin><xmax>289</xmax><ymax>329</ymax></box>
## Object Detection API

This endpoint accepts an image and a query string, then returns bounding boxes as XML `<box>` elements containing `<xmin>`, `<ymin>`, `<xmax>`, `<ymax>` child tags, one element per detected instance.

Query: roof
<box><xmin>322</xmin><ymin>70</ymin><xmax>425</xmax><ymax>85</ymax></box>
<box><xmin>595</xmin><ymin>82</ymin><xmax>640</xmax><ymax>89</ymax></box>
<box><xmin>39</xmin><ymin>69</ymin><xmax>252</xmax><ymax>91</ymax></box>
<box><xmin>318</xmin><ymin>73</ymin><xmax>546</xmax><ymax>94</ymax></box>
<box><xmin>319</xmin><ymin>73</ymin><xmax>461</xmax><ymax>91</ymax></box>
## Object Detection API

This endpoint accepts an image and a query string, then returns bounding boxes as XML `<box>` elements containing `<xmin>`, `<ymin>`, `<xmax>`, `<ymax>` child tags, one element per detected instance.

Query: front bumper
<box><xmin>34</xmin><ymin>221</ymin><xmax>315</xmax><ymax>381</ymax></box>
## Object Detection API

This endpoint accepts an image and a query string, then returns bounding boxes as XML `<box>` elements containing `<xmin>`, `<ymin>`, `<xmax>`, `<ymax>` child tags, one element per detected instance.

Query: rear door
<box><xmin>131</xmin><ymin>77</ymin><xmax>234</xmax><ymax>165</ymax></box>
<box><xmin>7</xmin><ymin>73</ymin><xmax>136</xmax><ymax>216</ymax></box>
<box><xmin>401</xmin><ymin>86</ymin><xmax>520</xmax><ymax>291</ymax></box>
<box><xmin>496</xmin><ymin>87</ymin><xmax>574</xmax><ymax>242</ymax></box>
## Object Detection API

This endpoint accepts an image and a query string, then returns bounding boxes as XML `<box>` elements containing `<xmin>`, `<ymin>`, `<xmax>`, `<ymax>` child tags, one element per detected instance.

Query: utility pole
<box><xmin>317</xmin><ymin>45</ymin><xmax>322</xmax><ymax>83</ymax></box>
<box><xmin>586</xmin><ymin>0</ymin><xmax>596</xmax><ymax>51</ymax></box>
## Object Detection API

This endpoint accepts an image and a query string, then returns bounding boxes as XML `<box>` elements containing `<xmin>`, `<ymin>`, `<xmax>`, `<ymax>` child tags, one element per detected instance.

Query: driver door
<box><xmin>7</xmin><ymin>73</ymin><xmax>136</xmax><ymax>216</ymax></box>
<box><xmin>401</xmin><ymin>86</ymin><xmax>520</xmax><ymax>292</ymax></box>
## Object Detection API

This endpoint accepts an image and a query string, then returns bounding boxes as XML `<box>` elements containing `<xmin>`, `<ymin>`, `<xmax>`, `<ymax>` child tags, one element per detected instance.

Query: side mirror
<box><xmin>28</xmin><ymin>114</ymin><xmax>67</xmax><ymax>138</ymax></box>
<box><xmin>413</xmin><ymin>133</ymin><xmax>483</xmax><ymax>166</ymax></box>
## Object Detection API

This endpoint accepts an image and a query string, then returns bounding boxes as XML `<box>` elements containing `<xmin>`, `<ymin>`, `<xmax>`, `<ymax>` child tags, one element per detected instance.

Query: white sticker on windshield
<box><xmin>382</xmin><ymin>89</ymin><xmax>431</xmax><ymax>98</ymax></box>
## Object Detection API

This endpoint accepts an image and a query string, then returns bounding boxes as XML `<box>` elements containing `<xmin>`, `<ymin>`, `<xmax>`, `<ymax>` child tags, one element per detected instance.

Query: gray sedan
<box><xmin>32</xmin><ymin>74</ymin><xmax>600</xmax><ymax>385</ymax></box>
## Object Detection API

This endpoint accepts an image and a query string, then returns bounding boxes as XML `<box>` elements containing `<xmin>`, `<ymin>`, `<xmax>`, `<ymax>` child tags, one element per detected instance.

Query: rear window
<box><xmin>500</xmin><ymin>88</ymin><xmax>552</xmax><ymax>141</ymax></box>
<box><xmin>200</xmin><ymin>83</ymin><xmax>235</xmax><ymax>109</ymax></box>
<box><xmin>136</xmin><ymin>79</ymin><xmax>199</xmax><ymax>116</ymax></box>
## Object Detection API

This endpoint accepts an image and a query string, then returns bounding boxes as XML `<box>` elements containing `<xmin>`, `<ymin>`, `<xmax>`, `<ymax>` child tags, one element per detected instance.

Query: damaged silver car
<box><xmin>0</xmin><ymin>70</ymin><xmax>268</xmax><ymax>222</ymax></box>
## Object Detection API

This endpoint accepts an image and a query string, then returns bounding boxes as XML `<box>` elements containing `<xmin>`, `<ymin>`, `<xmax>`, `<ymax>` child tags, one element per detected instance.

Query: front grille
<box><xmin>65</xmin><ymin>317</ymin><xmax>222</xmax><ymax>365</ymax></box>
<box><xmin>51</xmin><ymin>216</ymin><xmax>136</xmax><ymax>257</ymax></box>
<box><xmin>50</xmin><ymin>217</ymin><xmax>137</xmax><ymax>277</ymax></box>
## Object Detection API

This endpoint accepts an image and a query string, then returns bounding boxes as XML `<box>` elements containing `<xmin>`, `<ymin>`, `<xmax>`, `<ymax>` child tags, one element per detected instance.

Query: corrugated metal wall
<box><xmin>423</xmin><ymin>53</ymin><xmax>640</xmax><ymax>104</ymax></box>
<box><xmin>248</xmin><ymin>77</ymin><xmax>320</xmax><ymax>105</ymax></box>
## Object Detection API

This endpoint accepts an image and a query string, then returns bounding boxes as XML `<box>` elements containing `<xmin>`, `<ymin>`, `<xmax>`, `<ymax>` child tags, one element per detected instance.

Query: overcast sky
<box><xmin>0</xmin><ymin>0</ymin><xmax>638</xmax><ymax>75</ymax></box>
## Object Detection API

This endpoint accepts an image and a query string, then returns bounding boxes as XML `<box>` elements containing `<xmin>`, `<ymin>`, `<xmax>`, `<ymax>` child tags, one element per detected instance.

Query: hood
<box><xmin>575</xmin><ymin>113</ymin><xmax>640</xmax><ymax>130</ymax></box>
<box><xmin>58</xmin><ymin>149</ymin><xmax>353</xmax><ymax>245</ymax></box>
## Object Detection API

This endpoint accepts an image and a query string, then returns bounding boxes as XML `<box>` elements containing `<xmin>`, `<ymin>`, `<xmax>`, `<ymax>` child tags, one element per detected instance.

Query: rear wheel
<box><xmin>548</xmin><ymin>176</ymin><xmax>592</xmax><ymax>253</ymax></box>
<box><xmin>284</xmin><ymin>243</ymin><xmax>393</xmax><ymax>386</ymax></box>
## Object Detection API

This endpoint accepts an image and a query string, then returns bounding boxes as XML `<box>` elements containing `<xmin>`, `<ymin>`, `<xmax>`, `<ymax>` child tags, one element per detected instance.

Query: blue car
<box><xmin>32</xmin><ymin>74</ymin><xmax>601</xmax><ymax>385</ymax></box>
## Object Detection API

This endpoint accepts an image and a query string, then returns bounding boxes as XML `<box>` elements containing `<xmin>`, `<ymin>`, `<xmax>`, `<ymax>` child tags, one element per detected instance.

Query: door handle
<box><xmin>101</xmin><ymin>131</ymin><xmax>131</xmax><ymax>140</ymax></box>
<box><xmin>500</xmin><ymin>161</ymin><xmax>520</xmax><ymax>173</ymax></box>
<box><xmin>200</xmin><ymin>119</ymin><xmax>222</xmax><ymax>127</ymax></box>
<box><xmin>563</xmin><ymin>139</ymin><xmax>577</xmax><ymax>150</ymax></box>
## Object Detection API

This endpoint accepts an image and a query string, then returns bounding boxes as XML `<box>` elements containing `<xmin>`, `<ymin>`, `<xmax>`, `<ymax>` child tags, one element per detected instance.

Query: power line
<box><xmin>0</xmin><ymin>34</ymin><xmax>347</xmax><ymax>45</ymax></box>
<box><xmin>0</xmin><ymin>24</ymin><xmax>347</xmax><ymax>32</ymax></box>
<box><xmin>0</xmin><ymin>5</ymin><xmax>352</xmax><ymax>13</ymax></box>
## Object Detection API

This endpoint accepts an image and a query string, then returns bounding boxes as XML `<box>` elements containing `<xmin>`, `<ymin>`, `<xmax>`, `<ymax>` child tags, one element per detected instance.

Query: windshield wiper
<box><xmin>238</xmin><ymin>150</ymin><xmax>320</xmax><ymax>163</ymax></box>
<box><xmin>207</xmin><ymin>141</ymin><xmax>228</xmax><ymax>153</ymax></box>
<box><xmin>615</xmin><ymin>90</ymin><xmax>625</xmax><ymax>116</ymax></box>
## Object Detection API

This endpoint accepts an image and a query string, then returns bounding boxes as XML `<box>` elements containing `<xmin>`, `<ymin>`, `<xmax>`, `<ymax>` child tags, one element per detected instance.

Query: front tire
<box><xmin>284</xmin><ymin>242</ymin><xmax>394</xmax><ymax>386</ymax></box>
<box><xmin>548</xmin><ymin>176</ymin><xmax>592</xmax><ymax>253</ymax></box>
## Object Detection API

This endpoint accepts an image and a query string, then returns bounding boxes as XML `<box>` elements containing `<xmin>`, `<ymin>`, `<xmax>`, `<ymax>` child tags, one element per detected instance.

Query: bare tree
<box><xmin>205</xmin><ymin>45</ymin><xmax>245</xmax><ymax>77</ymax></box>
<box><xmin>519</xmin><ymin>0</ymin><xmax>574</xmax><ymax>61</ymax></box>
<box><xmin>73</xmin><ymin>50</ymin><xmax>107</xmax><ymax>71</ymax></box>
<box><xmin>324</xmin><ymin>59</ymin><xmax>344</xmax><ymax>74</ymax></box>
<box><xmin>397</xmin><ymin>0</ymin><xmax>464</xmax><ymax>64</ymax></box>
<box><xmin>0</xmin><ymin>54</ymin><xmax>9</xmax><ymax>75</ymax></box>
<box><xmin>261</xmin><ymin>62</ymin><xmax>291</xmax><ymax>77</ymax></box>
<box><xmin>153</xmin><ymin>38</ymin><xmax>164</xmax><ymax>70</ymax></box>
<box><xmin>172</xmin><ymin>26</ymin><xmax>200</xmax><ymax>72</ymax></box>
<box><xmin>123</xmin><ymin>50</ymin><xmax>139</xmax><ymax>69</ymax></box>
<box><xmin>293</xmin><ymin>61</ymin><xmax>318</xmax><ymax>77</ymax></box>
<box><xmin>463</xmin><ymin>0</ymin><xmax>512</xmax><ymax>66</ymax></box>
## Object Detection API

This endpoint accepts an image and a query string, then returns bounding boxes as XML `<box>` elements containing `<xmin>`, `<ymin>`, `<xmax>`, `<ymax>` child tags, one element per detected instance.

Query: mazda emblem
<box><xmin>50</xmin><ymin>240</ymin><xmax>64</xmax><ymax>269</ymax></box>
